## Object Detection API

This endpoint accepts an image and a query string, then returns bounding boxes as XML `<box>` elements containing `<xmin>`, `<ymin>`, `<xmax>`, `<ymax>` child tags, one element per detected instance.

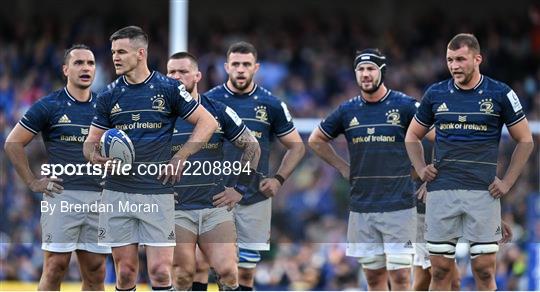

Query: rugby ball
<box><xmin>100</xmin><ymin>128</ymin><xmax>135</xmax><ymax>165</ymax></box>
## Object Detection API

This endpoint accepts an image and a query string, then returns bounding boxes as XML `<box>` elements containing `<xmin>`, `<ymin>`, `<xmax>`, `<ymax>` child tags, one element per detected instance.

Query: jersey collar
<box><xmin>452</xmin><ymin>74</ymin><xmax>484</xmax><ymax>92</ymax></box>
<box><xmin>223</xmin><ymin>83</ymin><xmax>258</xmax><ymax>96</ymax></box>
<box><xmin>360</xmin><ymin>89</ymin><xmax>391</xmax><ymax>104</ymax></box>
<box><xmin>122</xmin><ymin>71</ymin><xmax>155</xmax><ymax>86</ymax></box>
<box><xmin>64</xmin><ymin>87</ymin><xmax>93</xmax><ymax>103</ymax></box>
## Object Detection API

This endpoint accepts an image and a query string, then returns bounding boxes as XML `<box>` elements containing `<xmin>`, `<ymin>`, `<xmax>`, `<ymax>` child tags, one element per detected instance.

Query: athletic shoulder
<box><xmin>340</xmin><ymin>95</ymin><xmax>362</xmax><ymax>110</ymax></box>
<box><xmin>100</xmin><ymin>77</ymin><xmax>123</xmax><ymax>95</ymax></box>
<box><xmin>390</xmin><ymin>90</ymin><xmax>415</xmax><ymax>102</ymax></box>
<box><xmin>205</xmin><ymin>84</ymin><xmax>227</xmax><ymax>99</ymax></box>
<box><xmin>200</xmin><ymin>94</ymin><xmax>225</xmax><ymax>115</ymax></box>
<box><xmin>483</xmin><ymin>75</ymin><xmax>512</xmax><ymax>95</ymax></box>
<box><xmin>153</xmin><ymin>71</ymin><xmax>180</xmax><ymax>87</ymax></box>
<box><xmin>426</xmin><ymin>79</ymin><xmax>452</xmax><ymax>94</ymax></box>
<box><xmin>389</xmin><ymin>90</ymin><xmax>419</xmax><ymax>107</ymax></box>
<box><xmin>36</xmin><ymin>88</ymin><xmax>66</xmax><ymax>110</ymax></box>
<box><xmin>255</xmin><ymin>85</ymin><xmax>285</xmax><ymax>107</ymax></box>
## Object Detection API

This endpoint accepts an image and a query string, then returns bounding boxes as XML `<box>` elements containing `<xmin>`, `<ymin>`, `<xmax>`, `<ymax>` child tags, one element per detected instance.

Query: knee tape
<box><xmin>358</xmin><ymin>255</ymin><xmax>386</xmax><ymax>270</ymax></box>
<box><xmin>386</xmin><ymin>254</ymin><xmax>413</xmax><ymax>270</ymax></box>
<box><xmin>470</xmin><ymin>242</ymin><xmax>498</xmax><ymax>259</ymax></box>
<box><xmin>427</xmin><ymin>241</ymin><xmax>456</xmax><ymax>259</ymax></box>
<box><xmin>238</xmin><ymin>248</ymin><xmax>261</xmax><ymax>269</ymax></box>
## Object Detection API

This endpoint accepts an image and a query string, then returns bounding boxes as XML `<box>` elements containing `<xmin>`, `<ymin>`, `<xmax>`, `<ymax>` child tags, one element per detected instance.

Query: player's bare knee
<box><xmin>43</xmin><ymin>256</ymin><xmax>69</xmax><ymax>279</ymax></box>
<box><xmin>472</xmin><ymin>260</ymin><xmax>495</xmax><ymax>283</ymax></box>
<box><xmin>148</xmin><ymin>263</ymin><xmax>172</xmax><ymax>283</ymax></box>
<box><xmin>365</xmin><ymin>275</ymin><xmax>383</xmax><ymax>288</ymax></box>
<box><xmin>431</xmin><ymin>265</ymin><xmax>452</xmax><ymax>282</ymax></box>
<box><xmin>473</xmin><ymin>266</ymin><xmax>494</xmax><ymax>283</ymax></box>
<box><xmin>83</xmin><ymin>262</ymin><xmax>106</xmax><ymax>284</ymax></box>
<box><xmin>389</xmin><ymin>269</ymin><xmax>410</xmax><ymax>286</ymax></box>
<box><xmin>216</xmin><ymin>264</ymin><xmax>237</xmax><ymax>282</ymax></box>
<box><xmin>174</xmin><ymin>269</ymin><xmax>194</xmax><ymax>291</ymax></box>
<box><xmin>238</xmin><ymin>267</ymin><xmax>255</xmax><ymax>283</ymax></box>
<box><xmin>117</xmin><ymin>263</ymin><xmax>138</xmax><ymax>285</ymax></box>
<box><xmin>364</xmin><ymin>269</ymin><xmax>386</xmax><ymax>288</ymax></box>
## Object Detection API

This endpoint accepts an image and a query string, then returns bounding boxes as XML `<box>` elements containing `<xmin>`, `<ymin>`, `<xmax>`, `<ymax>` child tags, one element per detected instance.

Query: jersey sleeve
<box><xmin>414</xmin><ymin>88</ymin><xmax>435</xmax><ymax>128</ymax></box>
<box><xmin>220</xmin><ymin>105</ymin><xmax>247</xmax><ymax>142</ymax></box>
<box><xmin>500</xmin><ymin>87</ymin><xmax>526</xmax><ymax>127</ymax></box>
<box><xmin>403</xmin><ymin>98</ymin><xmax>420</xmax><ymax>128</ymax></box>
<box><xmin>318</xmin><ymin>105</ymin><xmax>344</xmax><ymax>139</ymax></box>
<box><xmin>91</xmin><ymin>91</ymin><xmax>112</xmax><ymax>130</ymax></box>
<box><xmin>19</xmin><ymin>99</ymin><xmax>50</xmax><ymax>134</ymax></box>
<box><xmin>270</xmin><ymin>100</ymin><xmax>295</xmax><ymax>137</ymax></box>
<box><xmin>169</xmin><ymin>81</ymin><xmax>199</xmax><ymax>120</ymax></box>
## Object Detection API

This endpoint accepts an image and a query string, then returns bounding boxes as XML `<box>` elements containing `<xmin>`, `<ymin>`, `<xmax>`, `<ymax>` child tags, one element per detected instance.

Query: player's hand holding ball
<box><xmin>89</xmin><ymin>143</ymin><xmax>112</xmax><ymax>165</ymax></box>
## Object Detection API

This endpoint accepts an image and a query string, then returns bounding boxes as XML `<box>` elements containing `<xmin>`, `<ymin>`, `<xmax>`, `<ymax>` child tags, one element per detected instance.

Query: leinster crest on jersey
<box><xmin>385</xmin><ymin>109</ymin><xmax>400</xmax><ymax>125</ymax></box>
<box><xmin>255</xmin><ymin>105</ymin><xmax>268</xmax><ymax>122</ymax></box>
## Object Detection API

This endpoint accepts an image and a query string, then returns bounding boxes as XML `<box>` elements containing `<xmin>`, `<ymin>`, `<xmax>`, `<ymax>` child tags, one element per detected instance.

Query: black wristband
<box><xmin>273</xmin><ymin>174</ymin><xmax>285</xmax><ymax>185</ymax></box>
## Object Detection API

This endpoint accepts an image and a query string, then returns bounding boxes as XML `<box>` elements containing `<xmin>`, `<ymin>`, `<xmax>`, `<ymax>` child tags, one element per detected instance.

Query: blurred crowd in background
<box><xmin>0</xmin><ymin>1</ymin><xmax>539</xmax><ymax>290</ymax></box>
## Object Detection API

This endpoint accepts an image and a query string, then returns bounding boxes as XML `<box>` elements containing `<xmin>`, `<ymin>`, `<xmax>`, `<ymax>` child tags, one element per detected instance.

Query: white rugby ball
<box><xmin>100</xmin><ymin>128</ymin><xmax>135</xmax><ymax>165</ymax></box>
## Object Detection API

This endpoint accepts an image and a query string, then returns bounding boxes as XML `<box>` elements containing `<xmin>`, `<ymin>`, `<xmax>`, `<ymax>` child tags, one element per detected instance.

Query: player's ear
<box><xmin>254</xmin><ymin>62</ymin><xmax>260</xmax><ymax>73</ymax></box>
<box><xmin>475</xmin><ymin>53</ymin><xmax>483</xmax><ymax>67</ymax></box>
<box><xmin>62</xmin><ymin>64</ymin><xmax>69</xmax><ymax>78</ymax></box>
<box><xmin>137</xmin><ymin>48</ymin><xmax>146</xmax><ymax>60</ymax></box>
<box><xmin>224</xmin><ymin>62</ymin><xmax>230</xmax><ymax>74</ymax></box>
<box><xmin>195</xmin><ymin>71</ymin><xmax>202</xmax><ymax>83</ymax></box>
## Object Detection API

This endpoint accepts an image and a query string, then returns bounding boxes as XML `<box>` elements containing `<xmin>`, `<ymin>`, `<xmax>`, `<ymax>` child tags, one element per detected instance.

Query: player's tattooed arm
<box><xmin>213</xmin><ymin>130</ymin><xmax>260</xmax><ymax>210</ymax></box>
<box><xmin>231</xmin><ymin>129</ymin><xmax>261</xmax><ymax>170</ymax></box>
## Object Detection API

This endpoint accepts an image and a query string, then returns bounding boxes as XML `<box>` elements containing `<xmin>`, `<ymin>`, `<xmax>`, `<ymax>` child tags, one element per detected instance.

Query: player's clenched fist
<box><xmin>259</xmin><ymin>178</ymin><xmax>281</xmax><ymax>197</ymax></box>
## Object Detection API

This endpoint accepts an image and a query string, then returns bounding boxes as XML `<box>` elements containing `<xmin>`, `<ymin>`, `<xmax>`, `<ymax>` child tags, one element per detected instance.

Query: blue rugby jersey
<box><xmin>92</xmin><ymin>71</ymin><xmax>199</xmax><ymax>194</ymax></box>
<box><xmin>172</xmin><ymin>94</ymin><xmax>246</xmax><ymax>210</ymax></box>
<box><xmin>19</xmin><ymin>88</ymin><xmax>101</xmax><ymax>191</ymax></box>
<box><xmin>319</xmin><ymin>90</ymin><xmax>417</xmax><ymax>213</ymax></box>
<box><xmin>415</xmin><ymin>75</ymin><xmax>526</xmax><ymax>192</ymax></box>
<box><xmin>205</xmin><ymin>84</ymin><xmax>295</xmax><ymax>205</ymax></box>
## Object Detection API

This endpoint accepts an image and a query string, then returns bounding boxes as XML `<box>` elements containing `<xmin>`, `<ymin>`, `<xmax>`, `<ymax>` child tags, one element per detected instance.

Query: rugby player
<box><xmin>195</xmin><ymin>41</ymin><xmax>305</xmax><ymax>291</ymax></box>
<box><xmin>83</xmin><ymin>26</ymin><xmax>217</xmax><ymax>291</ymax></box>
<box><xmin>167</xmin><ymin>52</ymin><xmax>261</xmax><ymax>291</ymax></box>
<box><xmin>309</xmin><ymin>48</ymin><xmax>417</xmax><ymax>290</ymax></box>
<box><xmin>4</xmin><ymin>44</ymin><xmax>110</xmax><ymax>290</ymax></box>
<box><xmin>406</xmin><ymin>33</ymin><xmax>533</xmax><ymax>290</ymax></box>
